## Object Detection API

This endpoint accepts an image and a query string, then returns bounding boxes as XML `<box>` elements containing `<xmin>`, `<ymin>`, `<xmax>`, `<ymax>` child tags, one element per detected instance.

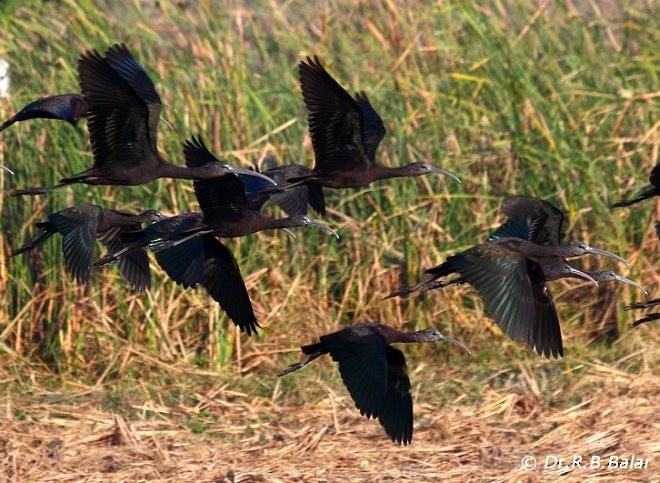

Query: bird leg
<box><xmin>611</xmin><ymin>185</ymin><xmax>659</xmax><ymax>208</ymax></box>
<box><xmin>11</xmin><ymin>182</ymin><xmax>67</xmax><ymax>196</ymax></box>
<box><xmin>278</xmin><ymin>350</ymin><xmax>324</xmax><ymax>377</ymax></box>
<box><xmin>626</xmin><ymin>298</ymin><xmax>660</xmax><ymax>310</ymax></box>
<box><xmin>632</xmin><ymin>313</ymin><xmax>660</xmax><ymax>327</ymax></box>
<box><xmin>10</xmin><ymin>231</ymin><xmax>55</xmax><ymax>256</ymax></box>
<box><xmin>384</xmin><ymin>278</ymin><xmax>452</xmax><ymax>300</ymax></box>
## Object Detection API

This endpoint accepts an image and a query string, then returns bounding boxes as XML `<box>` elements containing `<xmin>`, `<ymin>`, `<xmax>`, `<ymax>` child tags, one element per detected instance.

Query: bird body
<box><xmin>12</xmin><ymin>45</ymin><xmax>274</xmax><ymax>196</ymax></box>
<box><xmin>244</xmin><ymin>161</ymin><xmax>326</xmax><ymax>216</ymax></box>
<box><xmin>12</xmin><ymin>204</ymin><xmax>163</xmax><ymax>290</ymax></box>
<box><xmin>279</xmin><ymin>322</ymin><xmax>469</xmax><ymax>445</ymax></box>
<box><xmin>0</xmin><ymin>93</ymin><xmax>87</xmax><ymax>133</ymax></box>
<box><xmin>389</xmin><ymin>196</ymin><xmax>638</xmax><ymax>357</ymax></box>
<box><xmin>294</xmin><ymin>56</ymin><xmax>460</xmax><ymax>195</ymax></box>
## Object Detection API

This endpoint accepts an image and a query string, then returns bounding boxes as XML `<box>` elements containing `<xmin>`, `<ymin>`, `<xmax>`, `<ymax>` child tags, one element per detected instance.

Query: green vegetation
<box><xmin>0</xmin><ymin>0</ymin><xmax>657</xmax><ymax>403</ymax></box>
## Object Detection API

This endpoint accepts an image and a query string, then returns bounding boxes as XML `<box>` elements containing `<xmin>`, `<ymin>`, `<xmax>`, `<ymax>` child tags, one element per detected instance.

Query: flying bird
<box><xmin>12</xmin><ymin>204</ymin><xmax>164</xmax><ymax>290</ymax></box>
<box><xmin>279</xmin><ymin>56</ymin><xmax>460</xmax><ymax>214</ymax></box>
<box><xmin>279</xmin><ymin>322</ymin><xmax>470</xmax><ymax>445</ymax></box>
<box><xmin>12</xmin><ymin>44</ymin><xmax>274</xmax><ymax>196</ymax></box>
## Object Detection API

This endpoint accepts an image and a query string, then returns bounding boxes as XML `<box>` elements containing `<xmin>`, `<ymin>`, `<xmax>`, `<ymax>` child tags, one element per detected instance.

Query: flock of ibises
<box><xmin>0</xmin><ymin>44</ymin><xmax>657</xmax><ymax>445</ymax></box>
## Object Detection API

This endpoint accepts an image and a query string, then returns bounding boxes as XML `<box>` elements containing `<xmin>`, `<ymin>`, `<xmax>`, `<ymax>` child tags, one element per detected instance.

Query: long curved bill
<box><xmin>610</xmin><ymin>274</ymin><xmax>648</xmax><ymax>295</ymax></box>
<box><xmin>438</xmin><ymin>333</ymin><xmax>471</xmax><ymax>355</ymax></box>
<box><xmin>0</xmin><ymin>164</ymin><xmax>14</xmax><ymax>175</ymax></box>
<box><xmin>430</xmin><ymin>166</ymin><xmax>462</xmax><ymax>184</ymax></box>
<box><xmin>305</xmin><ymin>218</ymin><xmax>339</xmax><ymax>239</ymax></box>
<box><xmin>584</xmin><ymin>245</ymin><xmax>629</xmax><ymax>267</ymax></box>
<box><xmin>283</xmin><ymin>228</ymin><xmax>296</xmax><ymax>239</ymax></box>
<box><xmin>224</xmin><ymin>165</ymin><xmax>278</xmax><ymax>186</ymax></box>
<box><xmin>568</xmin><ymin>266</ymin><xmax>599</xmax><ymax>286</ymax></box>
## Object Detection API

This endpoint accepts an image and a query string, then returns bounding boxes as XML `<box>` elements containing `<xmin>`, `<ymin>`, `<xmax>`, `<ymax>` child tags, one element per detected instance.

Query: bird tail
<box><xmin>278</xmin><ymin>342</ymin><xmax>325</xmax><ymax>377</ymax></box>
<box><xmin>611</xmin><ymin>185</ymin><xmax>659</xmax><ymax>208</ymax></box>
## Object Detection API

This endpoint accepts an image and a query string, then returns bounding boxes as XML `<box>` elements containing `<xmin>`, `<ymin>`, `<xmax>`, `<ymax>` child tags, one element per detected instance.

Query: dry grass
<box><xmin>1</xmin><ymin>363</ymin><xmax>657</xmax><ymax>482</ymax></box>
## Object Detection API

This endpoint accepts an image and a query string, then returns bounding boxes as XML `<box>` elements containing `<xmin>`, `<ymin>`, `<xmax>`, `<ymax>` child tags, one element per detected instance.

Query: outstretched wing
<box><xmin>299</xmin><ymin>56</ymin><xmax>372</xmax><ymax>171</ymax></box>
<box><xmin>378</xmin><ymin>346</ymin><xmax>413</xmax><ymax>445</ymax></box>
<box><xmin>200</xmin><ymin>237</ymin><xmax>259</xmax><ymax>335</ymax></box>
<box><xmin>499</xmin><ymin>196</ymin><xmax>566</xmax><ymax>245</ymax></box>
<box><xmin>49</xmin><ymin>205</ymin><xmax>100</xmax><ymax>284</ymax></box>
<box><xmin>321</xmin><ymin>330</ymin><xmax>389</xmax><ymax>418</ymax></box>
<box><xmin>79</xmin><ymin>45</ymin><xmax>160</xmax><ymax>171</ymax></box>
<box><xmin>443</xmin><ymin>243</ymin><xmax>562</xmax><ymax>358</ymax></box>
<box><xmin>183</xmin><ymin>136</ymin><xmax>249</xmax><ymax>223</ymax></box>
<box><xmin>98</xmin><ymin>225</ymin><xmax>151</xmax><ymax>291</ymax></box>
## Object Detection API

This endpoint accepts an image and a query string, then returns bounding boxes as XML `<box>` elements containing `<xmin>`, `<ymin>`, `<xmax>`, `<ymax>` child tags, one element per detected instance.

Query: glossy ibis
<box><xmin>627</xmin><ymin>298</ymin><xmax>660</xmax><ymax>327</ymax></box>
<box><xmin>288</xmin><ymin>56</ymin><xmax>460</xmax><ymax>193</ymax></box>
<box><xmin>278</xmin><ymin>322</ymin><xmax>470</xmax><ymax>445</ymax></box>
<box><xmin>143</xmin><ymin>136</ymin><xmax>337</xmax><ymax>249</ymax></box>
<box><xmin>243</xmin><ymin>157</ymin><xmax>326</xmax><ymax>216</ymax></box>
<box><xmin>0</xmin><ymin>94</ymin><xmax>87</xmax><ymax>133</ymax></box>
<box><xmin>11</xmin><ymin>204</ymin><xmax>163</xmax><ymax>290</ymax></box>
<box><xmin>389</xmin><ymin>236</ymin><xmax>608</xmax><ymax>358</ymax></box>
<box><xmin>611</xmin><ymin>164</ymin><xmax>659</xmax><ymax>208</ymax></box>
<box><xmin>12</xmin><ymin>44</ymin><xmax>274</xmax><ymax>196</ymax></box>
<box><xmin>92</xmin><ymin>211</ymin><xmax>260</xmax><ymax>335</ymax></box>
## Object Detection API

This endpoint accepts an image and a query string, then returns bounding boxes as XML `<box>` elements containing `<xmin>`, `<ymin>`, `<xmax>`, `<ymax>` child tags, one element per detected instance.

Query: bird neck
<box><xmin>158</xmin><ymin>160</ymin><xmax>211</xmax><ymax>180</ymax></box>
<box><xmin>372</xmin><ymin>164</ymin><xmax>416</xmax><ymax>180</ymax></box>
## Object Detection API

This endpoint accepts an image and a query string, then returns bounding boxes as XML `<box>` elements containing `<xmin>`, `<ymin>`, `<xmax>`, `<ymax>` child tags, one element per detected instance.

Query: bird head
<box><xmin>139</xmin><ymin>209</ymin><xmax>166</xmax><ymax>223</ymax></box>
<box><xmin>564</xmin><ymin>241</ymin><xmax>629</xmax><ymax>267</ymax></box>
<box><xmin>414</xmin><ymin>328</ymin><xmax>471</xmax><ymax>354</ymax></box>
<box><xmin>287</xmin><ymin>215</ymin><xmax>339</xmax><ymax>239</ymax></box>
<box><xmin>405</xmin><ymin>162</ymin><xmax>462</xmax><ymax>183</ymax></box>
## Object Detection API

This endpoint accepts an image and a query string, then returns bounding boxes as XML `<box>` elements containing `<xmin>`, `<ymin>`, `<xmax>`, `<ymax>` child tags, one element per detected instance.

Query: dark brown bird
<box><xmin>138</xmin><ymin>136</ymin><xmax>337</xmax><ymax>250</ymax></box>
<box><xmin>92</xmin><ymin>210</ymin><xmax>260</xmax><ymax>335</ymax></box>
<box><xmin>388</xmin><ymin>198</ymin><xmax>632</xmax><ymax>358</ymax></box>
<box><xmin>11</xmin><ymin>204</ymin><xmax>164</xmax><ymax>290</ymax></box>
<box><xmin>12</xmin><ymin>44</ymin><xmax>274</xmax><ymax>196</ymax></box>
<box><xmin>611</xmin><ymin>164</ymin><xmax>659</xmax><ymax>208</ymax></box>
<box><xmin>389</xmin><ymin>238</ymin><xmax>602</xmax><ymax>358</ymax></box>
<box><xmin>279</xmin><ymin>322</ymin><xmax>470</xmax><ymax>445</ymax></box>
<box><xmin>244</xmin><ymin>157</ymin><xmax>325</xmax><ymax>216</ymax></box>
<box><xmin>286</xmin><ymin>56</ymin><xmax>460</xmax><ymax>196</ymax></box>
<box><xmin>0</xmin><ymin>94</ymin><xmax>87</xmax><ymax>133</ymax></box>
<box><xmin>627</xmin><ymin>298</ymin><xmax>660</xmax><ymax>327</ymax></box>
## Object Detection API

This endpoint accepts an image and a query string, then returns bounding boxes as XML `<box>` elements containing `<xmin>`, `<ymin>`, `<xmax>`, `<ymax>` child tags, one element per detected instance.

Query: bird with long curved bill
<box><xmin>279</xmin><ymin>322</ymin><xmax>470</xmax><ymax>445</ymax></box>
<box><xmin>275</xmin><ymin>56</ymin><xmax>460</xmax><ymax>215</ymax></box>
<box><xmin>11</xmin><ymin>44</ymin><xmax>275</xmax><ymax>196</ymax></box>
<box><xmin>0</xmin><ymin>94</ymin><xmax>88</xmax><ymax>133</ymax></box>
<box><xmin>387</xmin><ymin>196</ymin><xmax>636</xmax><ymax>358</ymax></box>
<box><xmin>11</xmin><ymin>204</ymin><xmax>164</xmax><ymax>291</ymax></box>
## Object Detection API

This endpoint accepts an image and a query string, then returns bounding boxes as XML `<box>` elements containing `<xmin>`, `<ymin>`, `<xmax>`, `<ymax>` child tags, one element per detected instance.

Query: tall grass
<box><xmin>0</xmin><ymin>0</ymin><xmax>657</xmax><ymax>384</ymax></box>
